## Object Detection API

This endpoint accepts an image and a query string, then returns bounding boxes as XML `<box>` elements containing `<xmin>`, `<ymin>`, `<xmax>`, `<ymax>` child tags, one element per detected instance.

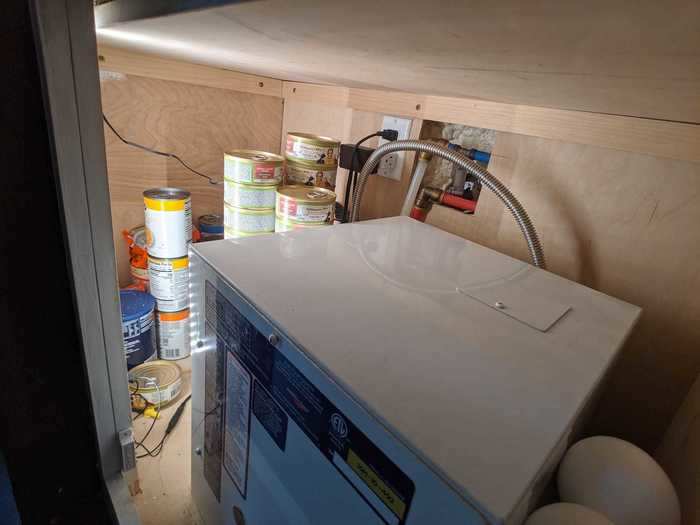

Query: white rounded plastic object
<box><xmin>525</xmin><ymin>503</ymin><xmax>614</xmax><ymax>525</ymax></box>
<box><xmin>558</xmin><ymin>436</ymin><xmax>681</xmax><ymax>525</ymax></box>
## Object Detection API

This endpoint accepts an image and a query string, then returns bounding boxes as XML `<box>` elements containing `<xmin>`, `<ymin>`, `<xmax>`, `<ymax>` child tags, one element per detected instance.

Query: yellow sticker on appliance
<box><xmin>347</xmin><ymin>448</ymin><xmax>407</xmax><ymax>520</ymax></box>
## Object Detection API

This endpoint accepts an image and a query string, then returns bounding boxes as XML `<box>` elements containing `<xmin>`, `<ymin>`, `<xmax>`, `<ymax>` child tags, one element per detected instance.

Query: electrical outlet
<box><xmin>377</xmin><ymin>115</ymin><xmax>412</xmax><ymax>180</ymax></box>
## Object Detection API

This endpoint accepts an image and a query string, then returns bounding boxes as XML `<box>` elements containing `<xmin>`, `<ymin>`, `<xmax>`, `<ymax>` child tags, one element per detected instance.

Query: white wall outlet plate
<box><xmin>377</xmin><ymin>115</ymin><xmax>412</xmax><ymax>180</ymax></box>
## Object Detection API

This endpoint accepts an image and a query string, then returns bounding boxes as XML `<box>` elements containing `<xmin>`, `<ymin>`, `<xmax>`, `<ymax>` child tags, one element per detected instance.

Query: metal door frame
<box><xmin>29</xmin><ymin>0</ymin><xmax>139</xmax><ymax>522</ymax></box>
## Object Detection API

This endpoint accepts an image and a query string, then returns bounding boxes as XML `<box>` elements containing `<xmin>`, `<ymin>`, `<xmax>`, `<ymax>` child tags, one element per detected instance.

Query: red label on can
<box><xmin>254</xmin><ymin>165</ymin><xmax>277</xmax><ymax>180</ymax></box>
<box><xmin>278</xmin><ymin>197</ymin><xmax>297</xmax><ymax>215</ymax></box>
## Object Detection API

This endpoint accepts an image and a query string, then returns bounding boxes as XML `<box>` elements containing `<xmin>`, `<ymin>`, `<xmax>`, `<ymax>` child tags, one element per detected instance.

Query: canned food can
<box><xmin>224</xmin><ymin>227</ymin><xmax>273</xmax><ymax>240</ymax></box>
<box><xmin>119</xmin><ymin>290</ymin><xmax>157</xmax><ymax>369</ymax></box>
<box><xmin>224</xmin><ymin>204</ymin><xmax>275</xmax><ymax>234</ymax></box>
<box><xmin>143</xmin><ymin>188</ymin><xmax>192</xmax><ymax>258</ymax></box>
<box><xmin>285</xmin><ymin>159</ymin><xmax>337</xmax><ymax>190</ymax></box>
<box><xmin>224</xmin><ymin>180</ymin><xmax>277</xmax><ymax>209</ymax></box>
<box><xmin>130</xmin><ymin>264</ymin><xmax>150</xmax><ymax>290</ymax></box>
<box><xmin>276</xmin><ymin>185</ymin><xmax>336</xmax><ymax>224</ymax></box>
<box><xmin>128</xmin><ymin>360</ymin><xmax>183</xmax><ymax>406</ymax></box>
<box><xmin>274</xmin><ymin>217</ymin><xmax>329</xmax><ymax>233</ymax></box>
<box><xmin>198</xmin><ymin>214</ymin><xmax>224</xmax><ymax>241</ymax></box>
<box><xmin>285</xmin><ymin>132</ymin><xmax>340</xmax><ymax>166</ymax></box>
<box><xmin>156</xmin><ymin>309</ymin><xmax>191</xmax><ymax>361</ymax></box>
<box><xmin>224</xmin><ymin>150</ymin><xmax>284</xmax><ymax>185</ymax></box>
<box><xmin>148</xmin><ymin>255</ymin><xmax>189</xmax><ymax>312</ymax></box>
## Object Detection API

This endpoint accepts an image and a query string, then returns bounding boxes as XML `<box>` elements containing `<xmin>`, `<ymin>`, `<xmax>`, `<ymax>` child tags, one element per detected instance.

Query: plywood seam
<box><xmin>283</xmin><ymin>81</ymin><xmax>700</xmax><ymax>164</ymax></box>
<box><xmin>98</xmin><ymin>45</ymin><xmax>284</xmax><ymax>98</ymax></box>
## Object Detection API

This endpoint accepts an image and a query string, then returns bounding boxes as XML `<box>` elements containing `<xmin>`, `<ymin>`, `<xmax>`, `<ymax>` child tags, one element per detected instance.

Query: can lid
<box><xmin>224</xmin><ymin>204</ymin><xmax>275</xmax><ymax>215</ymax></box>
<box><xmin>128</xmin><ymin>360</ymin><xmax>182</xmax><ymax>391</ymax></box>
<box><xmin>287</xmin><ymin>132</ymin><xmax>341</xmax><ymax>146</ymax></box>
<box><xmin>276</xmin><ymin>185</ymin><xmax>336</xmax><ymax>204</ymax></box>
<box><xmin>224</xmin><ymin>149</ymin><xmax>284</xmax><ymax>164</ymax></box>
<box><xmin>198</xmin><ymin>214</ymin><xmax>224</xmax><ymax>234</ymax></box>
<box><xmin>130</xmin><ymin>226</ymin><xmax>148</xmax><ymax>248</ymax></box>
<box><xmin>143</xmin><ymin>187</ymin><xmax>191</xmax><ymax>200</ymax></box>
<box><xmin>224</xmin><ymin>179</ymin><xmax>279</xmax><ymax>189</ymax></box>
<box><xmin>120</xmin><ymin>290</ymin><xmax>156</xmax><ymax>321</ymax></box>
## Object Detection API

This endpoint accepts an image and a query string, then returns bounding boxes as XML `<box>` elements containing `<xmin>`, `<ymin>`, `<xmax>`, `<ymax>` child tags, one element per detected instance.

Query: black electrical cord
<box><xmin>136</xmin><ymin>394</ymin><xmax>192</xmax><ymax>459</ymax></box>
<box><xmin>103</xmin><ymin>114</ymin><xmax>220</xmax><ymax>185</ymax></box>
<box><xmin>342</xmin><ymin>129</ymin><xmax>399</xmax><ymax>222</ymax></box>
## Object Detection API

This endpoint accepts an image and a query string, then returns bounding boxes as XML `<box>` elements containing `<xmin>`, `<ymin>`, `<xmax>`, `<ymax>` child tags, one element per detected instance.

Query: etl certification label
<box><xmin>223</xmin><ymin>351</ymin><xmax>251</xmax><ymax>498</ymax></box>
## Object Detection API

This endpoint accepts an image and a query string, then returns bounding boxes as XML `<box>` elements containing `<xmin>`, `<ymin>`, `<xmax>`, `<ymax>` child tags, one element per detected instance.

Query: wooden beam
<box><xmin>284</xmin><ymin>82</ymin><xmax>700</xmax><ymax>164</ymax></box>
<box><xmin>97</xmin><ymin>45</ymin><xmax>283</xmax><ymax>98</ymax></box>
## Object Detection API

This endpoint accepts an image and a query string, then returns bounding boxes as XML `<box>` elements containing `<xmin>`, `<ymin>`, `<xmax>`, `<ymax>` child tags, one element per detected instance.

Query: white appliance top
<box><xmin>192</xmin><ymin>217</ymin><xmax>640</xmax><ymax>522</ymax></box>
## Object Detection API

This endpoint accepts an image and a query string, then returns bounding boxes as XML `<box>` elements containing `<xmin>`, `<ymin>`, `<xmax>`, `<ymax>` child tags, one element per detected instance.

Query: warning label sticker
<box><xmin>223</xmin><ymin>351</ymin><xmax>251</xmax><ymax>498</ymax></box>
<box><xmin>252</xmin><ymin>380</ymin><xmax>288</xmax><ymax>451</ymax></box>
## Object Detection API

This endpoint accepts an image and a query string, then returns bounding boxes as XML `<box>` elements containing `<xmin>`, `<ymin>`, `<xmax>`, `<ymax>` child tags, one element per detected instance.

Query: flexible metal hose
<box><xmin>350</xmin><ymin>140</ymin><xmax>546</xmax><ymax>269</ymax></box>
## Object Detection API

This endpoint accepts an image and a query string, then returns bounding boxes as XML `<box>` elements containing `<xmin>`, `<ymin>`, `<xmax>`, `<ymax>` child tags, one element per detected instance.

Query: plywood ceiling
<box><xmin>95</xmin><ymin>0</ymin><xmax>700</xmax><ymax>123</ymax></box>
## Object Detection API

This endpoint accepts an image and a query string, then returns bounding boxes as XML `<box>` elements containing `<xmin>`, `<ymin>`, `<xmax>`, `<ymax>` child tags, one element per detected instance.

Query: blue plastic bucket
<box><xmin>120</xmin><ymin>290</ymin><xmax>157</xmax><ymax>369</ymax></box>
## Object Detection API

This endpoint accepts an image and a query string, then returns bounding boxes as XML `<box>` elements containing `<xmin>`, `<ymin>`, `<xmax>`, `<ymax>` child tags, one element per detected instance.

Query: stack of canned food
<box><xmin>223</xmin><ymin>150</ymin><xmax>284</xmax><ymax>238</ymax></box>
<box><xmin>143</xmin><ymin>188</ymin><xmax>192</xmax><ymax>361</ymax></box>
<box><xmin>283</xmin><ymin>132</ymin><xmax>340</xmax><ymax>191</ymax></box>
<box><xmin>277</xmin><ymin>132</ymin><xmax>340</xmax><ymax>232</ymax></box>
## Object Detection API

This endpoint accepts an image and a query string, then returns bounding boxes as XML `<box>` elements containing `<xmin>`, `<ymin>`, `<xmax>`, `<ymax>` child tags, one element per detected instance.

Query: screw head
<box><xmin>268</xmin><ymin>333</ymin><xmax>280</xmax><ymax>346</ymax></box>
<box><xmin>197</xmin><ymin>340</ymin><xmax>204</xmax><ymax>348</ymax></box>
<box><xmin>494</xmin><ymin>301</ymin><xmax>506</xmax><ymax>309</ymax></box>
<box><xmin>195</xmin><ymin>447</ymin><xmax>202</xmax><ymax>456</ymax></box>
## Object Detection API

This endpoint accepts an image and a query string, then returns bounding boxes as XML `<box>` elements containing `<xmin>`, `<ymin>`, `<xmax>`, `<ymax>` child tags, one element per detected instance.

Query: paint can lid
<box><xmin>120</xmin><ymin>290</ymin><xmax>156</xmax><ymax>322</ymax></box>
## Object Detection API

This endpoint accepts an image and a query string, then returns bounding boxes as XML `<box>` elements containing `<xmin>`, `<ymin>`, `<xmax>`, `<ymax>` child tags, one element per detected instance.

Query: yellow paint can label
<box><xmin>156</xmin><ymin>309</ymin><xmax>191</xmax><ymax>360</ymax></box>
<box><xmin>143</xmin><ymin>188</ymin><xmax>192</xmax><ymax>259</ymax></box>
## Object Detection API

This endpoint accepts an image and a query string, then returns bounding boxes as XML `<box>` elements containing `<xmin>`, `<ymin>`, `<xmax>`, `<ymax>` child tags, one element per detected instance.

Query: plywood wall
<box><xmin>100</xmin><ymin>74</ymin><xmax>283</xmax><ymax>285</ymax></box>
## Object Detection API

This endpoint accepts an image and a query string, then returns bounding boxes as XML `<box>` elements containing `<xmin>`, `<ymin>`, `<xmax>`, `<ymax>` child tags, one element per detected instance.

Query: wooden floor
<box><xmin>132</xmin><ymin>358</ymin><xmax>201</xmax><ymax>525</ymax></box>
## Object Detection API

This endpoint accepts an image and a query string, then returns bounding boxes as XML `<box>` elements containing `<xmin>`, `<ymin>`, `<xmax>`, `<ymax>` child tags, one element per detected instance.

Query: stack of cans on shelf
<box><xmin>223</xmin><ymin>150</ymin><xmax>284</xmax><ymax>239</ymax></box>
<box><xmin>283</xmin><ymin>132</ymin><xmax>340</xmax><ymax>191</ymax></box>
<box><xmin>143</xmin><ymin>188</ymin><xmax>192</xmax><ymax>361</ymax></box>
<box><xmin>277</xmin><ymin>132</ymin><xmax>340</xmax><ymax>233</ymax></box>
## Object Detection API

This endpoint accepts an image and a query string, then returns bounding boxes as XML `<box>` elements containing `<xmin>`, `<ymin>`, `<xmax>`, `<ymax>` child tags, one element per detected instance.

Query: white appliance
<box><xmin>189</xmin><ymin>217</ymin><xmax>640</xmax><ymax>525</ymax></box>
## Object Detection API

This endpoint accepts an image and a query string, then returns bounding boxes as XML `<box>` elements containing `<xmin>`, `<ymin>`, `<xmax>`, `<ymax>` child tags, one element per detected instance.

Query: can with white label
<box><xmin>224</xmin><ymin>204</ymin><xmax>275</xmax><ymax>234</ymax></box>
<box><xmin>148</xmin><ymin>255</ymin><xmax>189</xmax><ymax>312</ymax></box>
<box><xmin>285</xmin><ymin>132</ymin><xmax>340</xmax><ymax>166</ymax></box>
<box><xmin>276</xmin><ymin>185</ymin><xmax>336</xmax><ymax>224</ymax></box>
<box><xmin>224</xmin><ymin>150</ymin><xmax>284</xmax><ymax>185</ymax></box>
<box><xmin>284</xmin><ymin>158</ymin><xmax>337</xmax><ymax>190</ymax></box>
<box><xmin>143</xmin><ymin>188</ymin><xmax>192</xmax><ymax>259</ymax></box>
<box><xmin>156</xmin><ymin>309</ymin><xmax>191</xmax><ymax>361</ymax></box>
<box><xmin>224</xmin><ymin>180</ymin><xmax>277</xmax><ymax>209</ymax></box>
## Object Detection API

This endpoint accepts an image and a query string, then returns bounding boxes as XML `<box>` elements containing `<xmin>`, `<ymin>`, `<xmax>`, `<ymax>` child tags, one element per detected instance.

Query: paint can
<box><xmin>198</xmin><ymin>214</ymin><xmax>224</xmax><ymax>241</ymax></box>
<box><xmin>156</xmin><ymin>309</ymin><xmax>191</xmax><ymax>361</ymax></box>
<box><xmin>224</xmin><ymin>204</ymin><xmax>275</xmax><ymax>234</ymax></box>
<box><xmin>224</xmin><ymin>150</ymin><xmax>284</xmax><ymax>185</ymax></box>
<box><xmin>276</xmin><ymin>185</ymin><xmax>336</xmax><ymax>224</ymax></box>
<box><xmin>224</xmin><ymin>228</ymin><xmax>273</xmax><ymax>240</ymax></box>
<box><xmin>285</xmin><ymin>132</ymin><xmax>340</xmax><ymax>166</ymax></box>
<box><xmin>274</xmin><ymin>217</ymin><xmax>328</xmax><ymax>233</ymax></box>
<box><xmin>128</xmin><ymin>360</ymin><xmax>183</xmax><ymax>407</ymax></box>
<box><xmin>119</xmin><ymin>290</ymin><xmax>156</xmax><ymax>369</ymax></box>
<box><xmin>148</xmin><ymin>255</ymin><xmax>189</xmax><ymax>312</ymax></box>
<box><xmin>143</xmin><ymin>188</ymin><xmax>192</xmax><ymax>259</ymax></box>
<box><xmin>284</xmin><ymin>158</ymin><xmax>337</xmax><ymax>190</ymax></box>
<box><xmin>224</xmin><ymin>180</ymin><xmax>277</xmax><ymax>209</ymax></box>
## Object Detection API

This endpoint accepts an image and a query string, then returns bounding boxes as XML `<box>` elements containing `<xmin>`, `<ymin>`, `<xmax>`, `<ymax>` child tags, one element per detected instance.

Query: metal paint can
<box><xmin>274</xmin><ymin>217</ymin><xmax>329</xmax><ymax>233</ymax></box>
<box><xmin>224</xmin><ymin>150</ymin><xmax>284</xmax><ymax>185</ymax></box>
<box><xmin>156</xmin><ymin>309</ymin><xmax>191</xmax><ymax>361</ymax></box>
<box><xmin>119</xmin><ymin>290</ymin><xmax>157</xmax><ymax>369</ymax></box>
<box><xmin>285</xmin><ymin>132</ymin><xmax>340</xmax><ymax>166</ymax></box>
<box><xmin>224</xmin><ymin>180</ymin><xmax>277</xmax><ymax>209</ymax></box>
<box><xmin>224</xmin><ymin>204</ymin><xmax>275</xmax><ymax>234</ymax></box>
<box><xmin>284</xmin><ymin>158</ymin><xmax>337</xmax><ymax>190</ymax></box>
<box><xmin>198</xmin><ymin>214</ymin><xmax>224</xmax><ymax>241</ymax></box>
<box><xmin>128</xmin><ymin>360</ymin><xmax>183</xmax><ymax>406</ymax></box>
<box><xmin>276</xmin><ymin>185</ymin><xmax>336</xmax><ymax>224</ymax></box>
<box><xmin>224</xmin><ymin>228</ymin><xmax>273</xmax><ymax>240</ymax></box>
<box><xmin>148</xmin><ymin>255</ymin><xmax>189</xmax><ymax>312</ymax></box>
<box><xmin>143</xmin><ymin>188</ymin><xmax>192</xmax><ymax>259</ymax></box>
